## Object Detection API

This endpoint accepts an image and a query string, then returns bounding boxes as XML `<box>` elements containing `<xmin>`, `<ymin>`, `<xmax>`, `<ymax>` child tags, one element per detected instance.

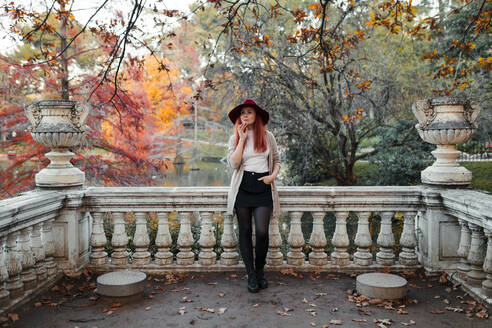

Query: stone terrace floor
<box><xmin>6</xmin><ymin>269</ymin><xmax>491</xmax><ymax>328</ymax></box>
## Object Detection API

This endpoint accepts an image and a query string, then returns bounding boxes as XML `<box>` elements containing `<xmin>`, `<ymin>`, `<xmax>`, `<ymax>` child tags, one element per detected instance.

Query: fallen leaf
<box><xmin>106</xmin><ymin>311</ymin><xmax>113</xmax><ymax>315</ymax></box>
<box><xmin>253</xmin><ymin>304</ymin><xmax>259</xmax><ymax>307</ymax></box>
<box><xmin>207</xmin><ymin>282</ymin><xmax>217</xmax><ymax>285</ymax></box>
<box><xmin>439</xmin><ymin>272</ymin><xmax>448</xmax><ymax>284</ymax></box>
<box><xmin>397</xmin><ymin>308</ymin><xmax>408</xmax><ymax>315</ymax></box>
<box><xmin>218</xmin><ymin>307</ymin><xmax>227</xmax><ymax>314</ymax></box>
<box><xmin>445</xmin><ymin>306</ymin><xmax>463</xmax><ymax>313</ymax></box>
<box><xmin>302</xmin><ymin>298</ymin><xmax>308</xmax><ymax>303</ymax></box>
<box><xmin>7</xmin><ymin>314</ymin><xmax>18</xmax><ymax>322</ymax></box>
<box><xmin>329</xmin><ymin>319</ymin><xmax>342</xmax><ymax>325</ymax></box>
<box><xmin>408</xmin><ymin>283</ymin><xmax>421</xmax><ymax>289</ymax></box>
<box><xmin>310</xmin><ymin>322</ymin><xmax>316</xmax><ymax>326</ymax></box>
<box><xmin>431</xmin><ymin>310</ymin><xmax>444</xmax><ymax>314</ymax></box>
<box><xmin>34</xmin><ymin>302</ymin><xmax>42</xmax><ymax>308</ymax></box>
<box><xmin>177</xmin><ymin>306</ymin><xmax>186</xmax><ymax>315</ymax></box>
<box><xmin>218</xmin><ymin>292</ymin><xmax>224</xmax><ymax>297</ymax></box>
<box><xmin>401</xmin><ymin>320</ymin><xmax>416</xmax><ymax>326</ymax></box>
<box><xmin>310</xmin><ymin>303</ymin><xmax>317</xmax><ymax>307</ymax></box>
<box><xmin>352</xmin><ymin>318</ymin><xmax>367</xmax><ymax>322</ymax></box>
<box><xmin>331</xmin><ymin>307</ymin><xmax>338</xmax><ymax>312</ymax></box>
<box><xmin>197</xmin><ymin>307</ymin><xmax>214</xmax><ymax>313</ymax></box>
<box><xmin>476</xmin><ymin>310</ymin><xmax>488</xmax><ymax>319</ymax></box>
<box><xmin>442</xmin><ymin>299</ymin><xmax>449</xmax><ymax>304</ymax></box>
<box><xmin>145</xmin><ymin>307</ymin><xmax>151</xmax><ymax>311</ymax></box>
<box><xmin>51</xmin><ymin>285</ymin><xmax>60</xmax><ymax>292</ymax></box>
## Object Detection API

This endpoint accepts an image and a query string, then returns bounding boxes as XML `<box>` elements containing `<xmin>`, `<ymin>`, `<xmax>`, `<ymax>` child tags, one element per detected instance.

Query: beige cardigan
<box><xmin>226</xmin><ymin>130</ymin><xmax>281</xmax><ymax>217</ymax></box>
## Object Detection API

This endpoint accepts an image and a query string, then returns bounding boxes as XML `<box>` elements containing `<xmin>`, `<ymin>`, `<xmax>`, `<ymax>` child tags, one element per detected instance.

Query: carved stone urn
<box><xmin>412</xmin><ymin>97</ymin><xmax>481</xmax><ymax>186</ymax></box>
<box><xmin>25</xmin><ymin>100</ymin><xmax>90</xmax><ymax>187</ymax></box>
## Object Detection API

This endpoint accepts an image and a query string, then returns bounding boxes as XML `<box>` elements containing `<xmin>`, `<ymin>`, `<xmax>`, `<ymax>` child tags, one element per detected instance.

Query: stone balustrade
<box><xmin>0</xmin><ymin>191</ymin><xmax>64</xmax><ymax>313</ymax></box>
<box><xmin>1</xmin><ymin>184</ymin><xmax>491</xmax><ymax>313</ymax></box>
<box><xmin>82</xmin><ymin>186</ymin><xmax>423</xmax><ymax>273</ymax></box>
<box><xmin>438</xmin><ymin>189</ymin><xmax>492</xmax><ymax>303</ymax></box>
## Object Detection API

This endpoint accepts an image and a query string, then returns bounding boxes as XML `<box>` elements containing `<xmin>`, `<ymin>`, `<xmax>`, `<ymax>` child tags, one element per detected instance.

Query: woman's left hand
<box><xmin>258</xmin><ymin>175</ymin><xmax>275</xmax><ymax>185</ymax></box>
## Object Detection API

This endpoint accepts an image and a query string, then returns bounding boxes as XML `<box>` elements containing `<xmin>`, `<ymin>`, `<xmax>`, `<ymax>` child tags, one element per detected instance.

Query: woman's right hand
<box><xmin>237</xmin><ymin>122</ymin><xmax>248</xmax><ymax>141</ymax></box>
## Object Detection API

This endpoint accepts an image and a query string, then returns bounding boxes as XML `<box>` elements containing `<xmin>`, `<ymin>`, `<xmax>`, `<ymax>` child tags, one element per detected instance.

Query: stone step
<box><xmin>356</xmin><ymin>272</ymin><xmax>408</xmax><ymax>300</ymax></box>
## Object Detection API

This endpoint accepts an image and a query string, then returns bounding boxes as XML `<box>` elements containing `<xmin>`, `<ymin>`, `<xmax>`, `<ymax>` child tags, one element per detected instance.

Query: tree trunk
<box><xmin>60</xmin><ymin>2</ymin><xmax>69</xmax><ymax>100</ymax></box>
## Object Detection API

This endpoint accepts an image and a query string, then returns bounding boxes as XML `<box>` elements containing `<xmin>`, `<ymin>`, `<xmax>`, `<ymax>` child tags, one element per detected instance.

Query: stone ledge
<box><xmin>447</xmin><ymin>270</ymin><xmax>492</xmax><ymax>308</ymax></box>
<box><xmin>87</xmin><ymin>261</ymin><xmax>422</xmax><ymax>274</ymax></box>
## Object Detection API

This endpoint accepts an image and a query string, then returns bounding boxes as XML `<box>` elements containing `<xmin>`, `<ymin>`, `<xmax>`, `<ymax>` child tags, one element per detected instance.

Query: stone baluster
<box><xmin>482</xmin><ymin>229</ymin><xmax>492</xmax><ymax>297</ymax></box>
<box><xmin>0</xmin><ymin>236</ymin><xmax>9</xmax><ymax>305</ymax></box>
<box><xmin>399</xmin><ymin>211</ymin><xmax>418</xmax><ymax>266</ymax></box>
<box><xmin>287</xmin><ymin>211</ymin><xmax>305</xmax><ymax>266</ymax></box>
<box><xmin>155</xmin><ymin>212</ymin><xmax>173</xmax><ymax>265</ymax></box>
<box><xmin>198</xmin><ymin>211</ymin><xmax>216</xmax><ymax>266</ymax></box>
<box><xmin>111</xmin><ymin>212</ymin><xmax>129</xmax><ymax>265</ymax></box>
<box><xmin>133</xmin><ymin>212</ymin><xmax>151</xmax><ymax>265</ymax></box>
<box><xmin>331</xmin><ymin>211</ymin><xmax>350</xmax><ymax>266</ymax></box>
<box><xmin>309</xmin><ymin>211</ymin><xmax>327</xmax><ymax>266</ymax></box>
<box><xmin>466</xmin><ymin>224</ymin><xmax>486</xmax><ymax>287</ymax></box>
<box><xmin>31</xmin><ymin>223</ymin><xmax>47</xmax><ymax>282</ymax></box>
<box><xmin>266</xmin><ymin>213</ymin><xmax>283</xmax><ymax>266</ymax></box>
<box><xmin>354</xmin><ymin>212</ymin><xmax>373</xmax><ymax>266</ymax></box>
<box><xmin>42</xmin><ymin>219</ymin><xmax>57</xmax><ymax>277</ymax></box>
<box><xmin>376</xmin><ymin>211</ymin><xmax>395</xmax><ymax>266</ymax></box>
<box><xmin>456</xmin><ymin>219</ymin><xmax>471</xmax><ymax>280</ymax></box>
<box><xmin>176</xmin><ymin>212</ymin><xmax>195</xmax><ymax>265</ymax></box>
<box><xmin>18</xmin><ymin>227</ymin><xmax>36</xmax><ymax>290</ymax></box>
<box><xmin>5</xmin><ymin>232</ymin><xmax>23</xmax><ymax>298</ymax></box>
<box><xmin>220</xmin><ymin>213</ymin><xmax>238</xmax><ymax>265</ymax></box>
<box><xmin>89</xmin><ymin>212</ymin><xmax>107</xmax><ymax>265</ymax></box>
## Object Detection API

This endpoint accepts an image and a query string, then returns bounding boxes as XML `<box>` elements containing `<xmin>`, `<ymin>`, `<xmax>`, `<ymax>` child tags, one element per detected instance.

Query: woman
<box><xmin>226</xmin><ymin>99</ymin><xmax>281</xmax><ymax>293</ymax></box>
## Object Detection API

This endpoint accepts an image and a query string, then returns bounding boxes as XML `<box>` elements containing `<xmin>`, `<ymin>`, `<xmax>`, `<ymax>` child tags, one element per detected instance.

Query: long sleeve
<box><xmin>226</xmin><ymin>134</ymin><xmax>241</xmax><ymax>170</ymax></box>
<box><xmin>269</xmin><ymin>132</ymin><xmax>280</xmax><ymax>168</ymax></box>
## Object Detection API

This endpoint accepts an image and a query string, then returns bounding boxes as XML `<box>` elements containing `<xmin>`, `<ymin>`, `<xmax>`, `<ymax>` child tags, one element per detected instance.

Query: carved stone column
<box><xmin>42</xmin><ymin>219</ymin><xmax>57</xmax><ymax>277</ymax></box>
<box><xmin>456</xmin><ymin>219</ymin><xmax>471</xmax><ymax>280</ymax></box>
<box><xmin>198</xmin><ymin>212</ymin><xmax>216</xmax><ymax>266</ymax></box>
<box><xmin>399</xmin><ymin>211</ymin><xmax>418</xmax><ymax>266</ymax></box>
<box><xmin>133</xmin><ymin>212</ymin><xmax>151</xmax><ymax>265</ymax></box>
<box><xmin>354</xmin><ymin>212</ymin><xmax>373</xmax><ymax>266</ymax></box>
<box><xmin>89</xmin><ymin>212</ymin><xmax>107</xmax><ymax>265</ymax></box>
<box><xmin>155</xmin><ymin>212</ymin><xmax>173</xmax><ymax>265</ymax></box>
<box><xmin>308</xmin><ymin>211</ymin><xmax>327</xmax><ymax>266</ymax></box>
<box><xmin>466</xmin><ymin>224</ymin><xmax>486</xmax><ymax>287</ymax></box>
<box><xmin>287</xmin><ymin>212</ymin><xmax>305</xmax><ymax>266</ymax></box>
<box><xmin>5</xmin><ymin>232</ymin><xmax>23</xmax><ymax>298</ymax></box>
<box><xmin>19</xmin><ymin>227</ymin><xmax>36</xmax><ymax>290</ymax></box>
<box><xmin>0</xmin><ymin>236</ymin><xmax>9</xmax><ymax>305</ymax></box>
<box><xmin>376</xmin><ymin>211</ymin><xmax>395</xmax><ymax>266</ymax></box>
<box><xmin>266</xmin><ymin>213</ymin><xmax>283</xmax><ymax>266</ymax></box>
<box><xmin>176</xmin><ymin>212</ymin><xmax>195</xmax><ymax>265</ymax></box>
<box><xmin>110</xmin><ymin>212</ymin><xmax>129</xmax><ymax>265</ymax></box>
<box><xmin>220</xmin><ymin>213</ymin><xmax>238</xmax><ymax>265</ymax></box>
<box><xmin>482</xmin><ymin>229</ymin><xmax>492</xmax><ymax>297</ymax></box>
<box><xmin>331</xmin><ymin>211</ymin><xmax>350</xmax><ymax>266</ymax></box>
<box><xmin>31</xmin><ymin>223</ymin><xmax>47</xmax><ymax>282</ymax></box>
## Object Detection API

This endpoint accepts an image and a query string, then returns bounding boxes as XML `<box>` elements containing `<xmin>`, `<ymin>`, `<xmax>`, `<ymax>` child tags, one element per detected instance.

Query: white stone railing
<box><xmin>0</xmin><ymin>191</ymin><xmax>64</xmax><ymax>313</ymax></box>
<box><xmin>82</xmin><ymin>186</ymin><xmax>423</xmax><ymax>273</ymax></box>
<box><xmin>439</xmin><ymin>189</ymin><xmax>492</xmax><ymax>303</ymax></box>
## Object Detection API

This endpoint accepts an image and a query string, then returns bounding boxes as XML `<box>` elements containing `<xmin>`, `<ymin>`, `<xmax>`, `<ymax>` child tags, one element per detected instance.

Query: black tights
<box><xmin>235</xmin><ymin>206</ymin><xmax>272</xmax><ymax>276</ymax></box>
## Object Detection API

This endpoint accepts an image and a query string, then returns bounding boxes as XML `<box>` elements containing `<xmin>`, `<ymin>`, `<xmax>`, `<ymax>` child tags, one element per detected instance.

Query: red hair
<box><xmin>234</xmin><ymin>111</ymin><xmax>267</xmax><ymax>152</ymax></box>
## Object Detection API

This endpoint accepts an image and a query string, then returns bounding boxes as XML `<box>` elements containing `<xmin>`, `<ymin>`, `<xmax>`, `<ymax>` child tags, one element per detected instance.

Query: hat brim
<box><xmin>228</xmin><ymin>103</ymin><xmax>269</xmax><ymax>124</ymax></box>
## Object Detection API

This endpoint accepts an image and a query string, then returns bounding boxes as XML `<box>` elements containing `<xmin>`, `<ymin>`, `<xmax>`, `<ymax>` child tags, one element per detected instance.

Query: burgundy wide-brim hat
<box><xmin>228</xmin><ymin>99</ymin><xmax>269</xmax><ymax>124</ymax></box>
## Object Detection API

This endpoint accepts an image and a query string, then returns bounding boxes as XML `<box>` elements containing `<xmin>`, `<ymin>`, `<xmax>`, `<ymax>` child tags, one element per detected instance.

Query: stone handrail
<box><xmin>0</xmin><ymin>191</ymin><xmax>63</xmax><ymax>313</ymax></box>
<box><xmin>82</xmin><ymin>186</ymin><xmax>423</xmax><ymax>275</ymax></box>
<box><xmin>438</xmin><ymin>189</ymin><xmax>492</xmax><ymax>302</ymax></box>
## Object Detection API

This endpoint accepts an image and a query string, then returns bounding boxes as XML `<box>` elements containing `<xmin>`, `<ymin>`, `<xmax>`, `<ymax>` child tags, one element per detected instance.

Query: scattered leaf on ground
<box><xmin>329</xmin><ymin>319</ymin><xmax>342</xmax><ymax>325</ymax></box>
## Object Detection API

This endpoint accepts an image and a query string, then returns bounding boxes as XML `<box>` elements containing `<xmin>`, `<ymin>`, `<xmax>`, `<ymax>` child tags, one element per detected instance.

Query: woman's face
<box><xmin>240</xmin><ymin>107</ymin><xmax>256</xmax><ymax>127</ymax></box>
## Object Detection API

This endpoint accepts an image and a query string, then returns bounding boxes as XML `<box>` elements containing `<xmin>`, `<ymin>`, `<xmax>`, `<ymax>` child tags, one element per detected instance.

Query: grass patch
<box><xmin>461</xmin><ymin>162</ymin><xmax>492</xmax><ymax>193</ymax></box>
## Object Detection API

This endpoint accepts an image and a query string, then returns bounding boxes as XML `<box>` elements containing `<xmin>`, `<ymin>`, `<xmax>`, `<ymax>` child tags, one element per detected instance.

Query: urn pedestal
<box><xmin>412</xmin><ymin>97</ymin><xmax>480</xmax><ymax>186</ymax></box>
<box><xmin>25</xmin><ymin>100</ymin><xmax>90</xmax><ymax>188</ymax></box>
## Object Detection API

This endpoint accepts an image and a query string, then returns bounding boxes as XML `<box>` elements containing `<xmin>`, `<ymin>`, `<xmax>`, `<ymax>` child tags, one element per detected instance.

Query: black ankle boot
<box><xmin>256</xmin><ymin>268</ymin><xmax>268</xmax><ymax>289</ymax></box>
<box><xmin>247</xmin><ymin>272</ymin><xmax>259</xmax><ymax>293</ymax></box>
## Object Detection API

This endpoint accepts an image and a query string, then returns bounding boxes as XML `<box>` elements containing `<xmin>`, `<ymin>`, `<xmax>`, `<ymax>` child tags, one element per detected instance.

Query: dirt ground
<box><xmin>4</xmin><ymin>269</ymin><xmax>490</xmax><ymax>328</ymax></box>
